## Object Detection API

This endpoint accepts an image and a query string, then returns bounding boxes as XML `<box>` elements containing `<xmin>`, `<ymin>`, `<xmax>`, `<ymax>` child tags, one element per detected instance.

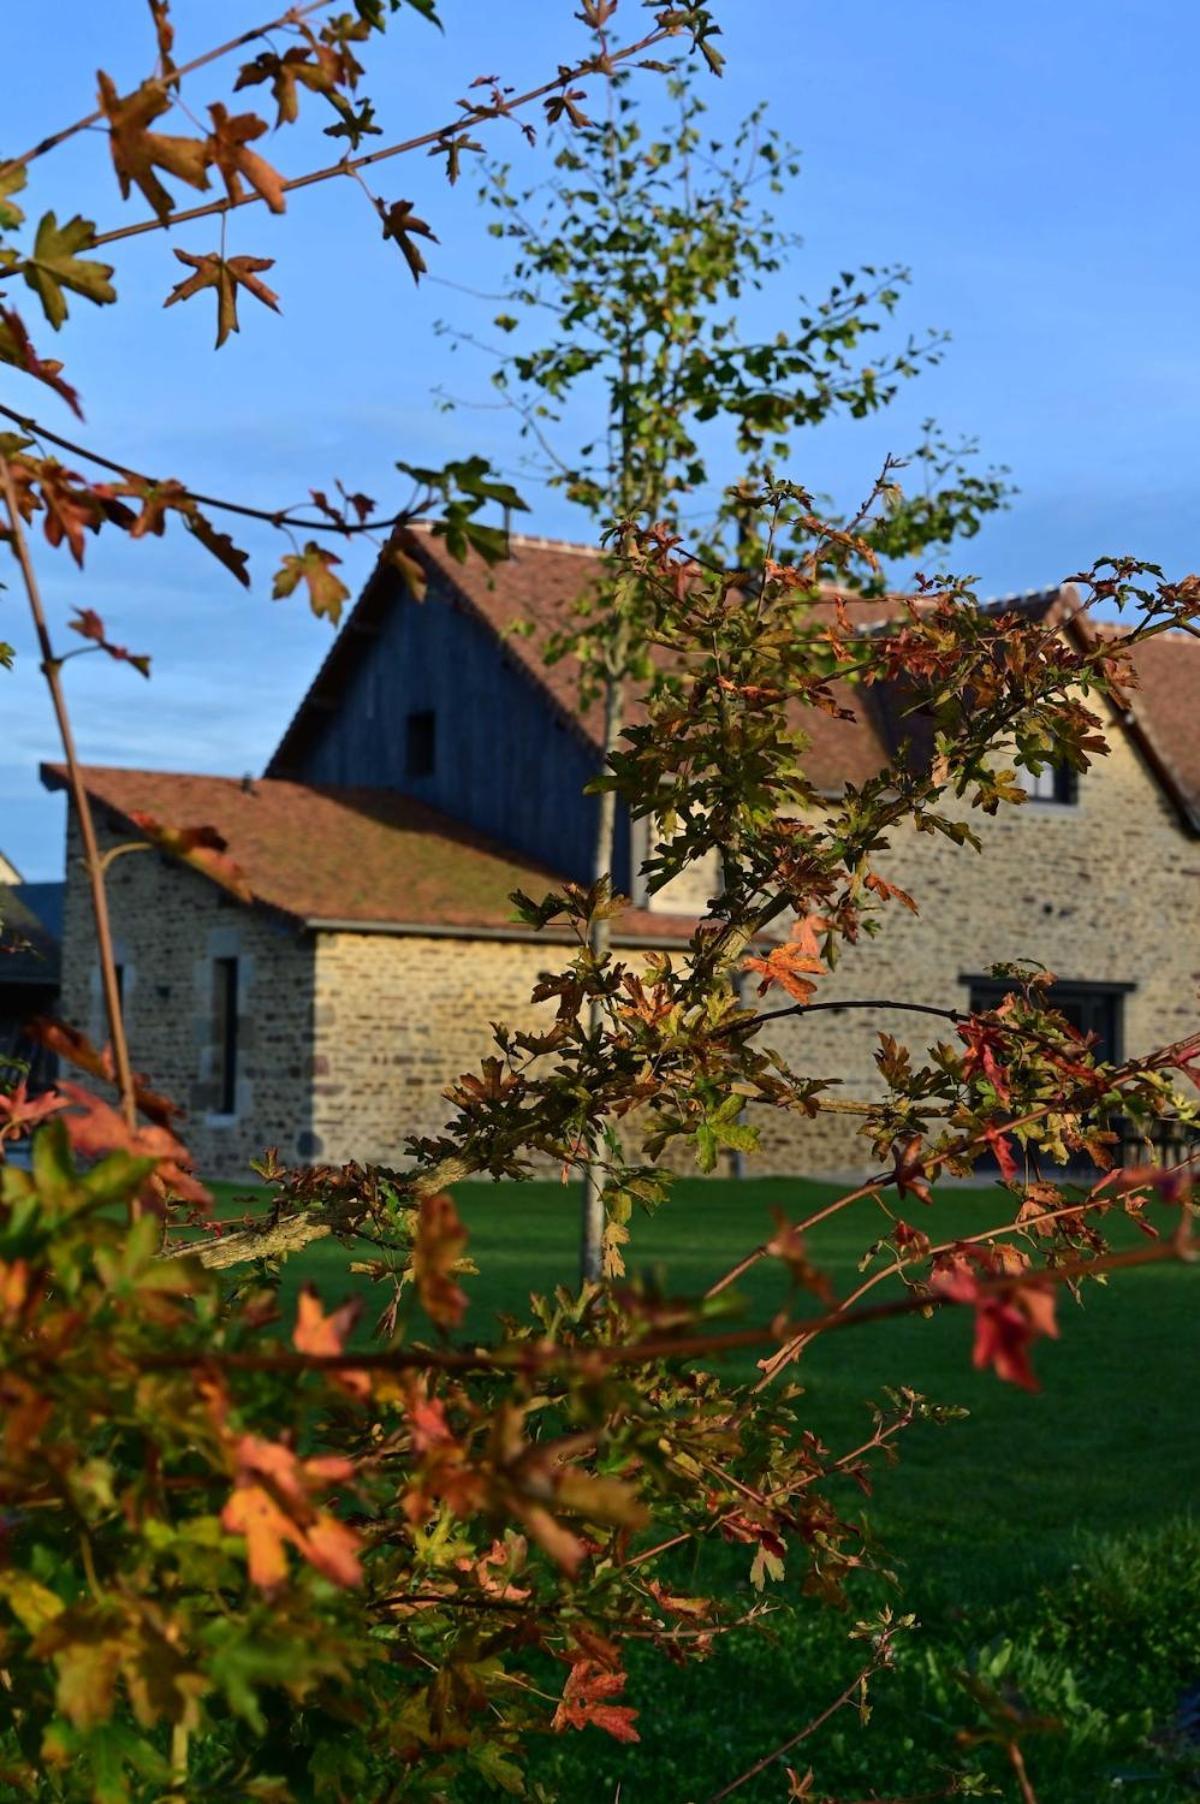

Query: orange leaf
<box><xmin>293</xmin><ymin>1285</ymin><xmax>369</xmax><ymax>1400</ymax></box>
<box><xmin>221</xmin><ymin>1434</ymin><xmax>362</xmax><ymax>1590</ymax></box>
<box><xmin>411</xmin><ymin>1191</ymin><xmax>469</xmax><ymax>1329</ymax></box>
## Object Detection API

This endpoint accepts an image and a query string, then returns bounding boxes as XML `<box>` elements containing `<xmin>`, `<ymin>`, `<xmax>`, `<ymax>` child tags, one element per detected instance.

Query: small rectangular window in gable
<box><xmin>406</xmin><ymin>709</ymin><xmax>436</xmax><ymax>778</ymax></box>
<box><xmin>213</xmin><ymin>956</ymin><xmax>239</xmax><ymax>1117</ymax></box>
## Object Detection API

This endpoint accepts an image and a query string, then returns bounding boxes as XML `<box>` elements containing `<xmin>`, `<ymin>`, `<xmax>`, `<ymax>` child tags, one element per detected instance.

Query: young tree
<box><xmin>446</xmin><ymin>37</ymin><xmax>1012</xmax><ymax>1276</ymax></box>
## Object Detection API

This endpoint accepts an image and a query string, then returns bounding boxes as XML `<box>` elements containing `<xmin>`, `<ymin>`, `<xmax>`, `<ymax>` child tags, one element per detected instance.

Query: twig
<box><xmin>1008</xmin><ymin>1739</ymin><xmax>1039</xmax><ymax>1804</ymax></box>
<box><xmin>0</xmin><ymin>1</ymin><xmax>336</xmax><ymax>177</ymax></box>
<box><xmin>702</xmin><ymin>1655</ymin><xmax>882</xmax><ymax>1802</ymax></box>
<box><xmin>83</xmin><ymin>27</ymin><xmax>674</xmax><ymax>253</ymax></box>
<box><xmin>0</xmin><ymin>459</ymin><xmax>137</xmax><ymax>1141</ymax></box>
<box><xmin>0</xmin><ymin>402</ymin><xmax>418</xmax><ymax>538</ymax></box>
<box><xmin>126</xmin><ymin>1226</ymin><xmax>1197</xmax><ymax>1377</ymax></box>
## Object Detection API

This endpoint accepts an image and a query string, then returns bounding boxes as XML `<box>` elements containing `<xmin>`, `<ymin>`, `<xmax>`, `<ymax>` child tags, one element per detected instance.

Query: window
<box><xmin>967</xmin><ymin>976</ymin><xmax>1124</xmax><ymax>1063</ymax></box>
<box><xmin>1019</xmin><ymin>761</ymin><xmax>1077</xmax><ymax>805</ymax></box>
<box><xmin>965</xmin><ymin>976</ymin><xmax>1130</xmax><ymax>1171</ymax></box>
<box><xmin>405</xmin><ymin>709</ymin><xmax>436</xmax><ymax>778</ymax></box>
<box><xmin>213</xmin><ymin>956</ymin><xmax>239</xmax><ymax>1116</ymax></box>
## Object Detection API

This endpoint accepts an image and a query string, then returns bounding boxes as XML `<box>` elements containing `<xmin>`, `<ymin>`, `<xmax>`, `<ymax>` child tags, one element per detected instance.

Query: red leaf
<box><xmin>58</xmin><ymin>1081</ymin><xmax>209</xmax><ymax>1209</ymax></box>
<box><xmin>552</xmin><ymin>1659</ymin><xmax>640</xmax><ymax>1743</ymax></box>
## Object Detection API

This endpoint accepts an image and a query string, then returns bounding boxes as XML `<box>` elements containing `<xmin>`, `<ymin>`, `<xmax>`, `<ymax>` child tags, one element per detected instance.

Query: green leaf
<box><xmin>24</xmin><ymin>212</ymin><xmax>116</xmax><ymax>330</ymax></box>
<box><xmin>0</xmin><ymin>1571</ymin><xmax>65</xmax><ymax>1634</ymax></box>
<box><xmin>0</xmin><ymin>165</ymin><xmax>27</xmax><ymax>232</ymax></box>
<box><xmin>695</xmin><ymin>1120</ymin><xmax>718</xmax><ymax>1173</ymax></box>
<box><xmin>469</xmin><ymin>1740</ymin><xmax>526</xmax><ymax>1795</ymax></box>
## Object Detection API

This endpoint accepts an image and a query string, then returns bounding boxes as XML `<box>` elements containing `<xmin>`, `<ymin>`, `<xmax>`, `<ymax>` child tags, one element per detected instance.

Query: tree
<box><xmin>1</xmin><ymin>7</ymin><xmax>1198</xmax><ymax>1800</ymax></box>
<box><xmin>445</xmin><ymin>36</ymin><xmax>1012</xmax><ymax>1276</ymax></box>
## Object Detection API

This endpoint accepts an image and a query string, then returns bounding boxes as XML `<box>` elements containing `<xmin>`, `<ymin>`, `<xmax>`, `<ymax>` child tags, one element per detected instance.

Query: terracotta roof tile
<box><xmin>38</xmin><ymin>765</ymin><xmax>701</xmax><ymax>944</ymax></box>
<box><xmin>361</xmin><ymin>538</ymin><xmax>1200</xmax><ymax>822</ymax></box>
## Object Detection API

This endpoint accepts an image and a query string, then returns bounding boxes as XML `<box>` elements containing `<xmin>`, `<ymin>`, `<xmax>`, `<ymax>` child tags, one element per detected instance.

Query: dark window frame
<box><xmin>962</xmin><ymin>974</ymin><xmax>1132</xmax><ymax>1065</ymax></box>
<box><xmin>213</xmin><ymin>955</ymin><xmax>239</xmax><ymax>1117</ymax></box>
<box><xmin>1021</xmin><ymin>761</ymin><xmax>1078</xmax><ymax>806</ymax></box>
<box><xmin>405</xmin><ymin>709</ymin><xmax>436</xmax><ymax>779</ymax></box>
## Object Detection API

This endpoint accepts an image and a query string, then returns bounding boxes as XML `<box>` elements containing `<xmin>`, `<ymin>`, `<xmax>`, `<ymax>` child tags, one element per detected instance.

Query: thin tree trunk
<box><xmin>0</xmin><ymin>460</ymin><xmax>138</xmax><ymax>1137</ymax></box>
<box><xmin>580</xmin><ymin>659</ymin><xmax>627</xmax><ymax>1283</ymax></box>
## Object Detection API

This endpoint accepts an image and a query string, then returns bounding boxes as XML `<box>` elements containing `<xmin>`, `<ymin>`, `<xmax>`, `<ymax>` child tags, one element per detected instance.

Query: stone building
<box><xmin>44</xmin><ymin>526</ymin><xmax>1200</xmax><ymax>1179</ymax></box>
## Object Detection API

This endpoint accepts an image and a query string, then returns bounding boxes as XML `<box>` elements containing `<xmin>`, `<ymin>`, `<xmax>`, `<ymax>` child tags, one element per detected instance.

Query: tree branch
<box><xmin>0</xmin><ymin>459</ymin><xmax>138</xmax><ymax>1144</ymax></box>
<box><xmin>83</xmin><ymin>27</ymin><xmax>675</xmax><ymax>254</ymax></box>
<box><xmin>0</xmin><ymin>0</ymin><xmax>336</xmax><ymax>178</ymax></box>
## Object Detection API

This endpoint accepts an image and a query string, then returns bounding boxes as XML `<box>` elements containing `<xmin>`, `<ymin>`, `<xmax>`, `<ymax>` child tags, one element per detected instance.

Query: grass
<box><xmin>209</xmin><ymin>1174</ymin><xmax>1200</xmax><ymax>1799</ymax></box>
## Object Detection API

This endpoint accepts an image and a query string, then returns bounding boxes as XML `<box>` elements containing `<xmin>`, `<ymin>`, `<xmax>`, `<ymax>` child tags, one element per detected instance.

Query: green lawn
<box><xmin>209</xmin><ymin>1175</ymin><xmax>1200</xmax><ymax>1799</ymax></box>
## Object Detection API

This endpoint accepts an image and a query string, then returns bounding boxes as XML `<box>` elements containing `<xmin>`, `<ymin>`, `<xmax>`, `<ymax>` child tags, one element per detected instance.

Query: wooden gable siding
<box><xmin>284</xmin><ymin>568</ymin><xmax>632</xmax><ymax>890</ymax></box>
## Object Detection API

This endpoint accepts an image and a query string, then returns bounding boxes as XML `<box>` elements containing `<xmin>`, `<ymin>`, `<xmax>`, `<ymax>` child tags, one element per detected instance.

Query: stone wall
<box><xmin>310</xmin><ymin>930</ymin><xmax>561</xmax><ymax>1167</ymax></box>
<box><xmin>758</xmin><ymin>723</ymin><xmax>1200</xmax><ymax>1173</ymax></box>
<box><xmin>58</xmin><ymin>808</ymin><xmax>317</xmax><ymax>1181</ymax></box>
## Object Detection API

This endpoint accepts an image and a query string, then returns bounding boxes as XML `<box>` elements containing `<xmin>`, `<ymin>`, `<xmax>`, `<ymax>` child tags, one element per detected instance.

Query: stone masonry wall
<box><xmin>310</xmin><ymin>931</ymin><xmax>562</xmax><ymax>1167</ymax></box>
<box><xmin>58</xmin><ymin>808</ymin><xmax>317</xmax><ymax>1181</ymax></box>
<box><xmin>758</xmin><ymin>725</ymin><xmax>1200</xmax><ymax>1173</ymax></box>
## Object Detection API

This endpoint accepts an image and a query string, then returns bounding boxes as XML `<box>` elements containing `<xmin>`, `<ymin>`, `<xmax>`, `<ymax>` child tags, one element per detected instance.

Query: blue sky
<box><xmin>3</xmin><ymin>0</ymin><xmax>1197</xmax><ymax>876</ymax></box>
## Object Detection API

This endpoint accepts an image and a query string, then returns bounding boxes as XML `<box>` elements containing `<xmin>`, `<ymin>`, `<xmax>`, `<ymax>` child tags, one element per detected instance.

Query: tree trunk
<box><xmin>580</xmin><ymin>662</ymin><xmax>627</xmax><ymax>1283</ymax></box>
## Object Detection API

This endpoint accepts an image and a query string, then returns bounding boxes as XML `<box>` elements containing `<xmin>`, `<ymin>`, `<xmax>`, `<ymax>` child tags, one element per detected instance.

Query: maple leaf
<box><xmin>187</xmin><ymin>508</ymin><xmax>251</xmax><ymax>587</ymax></box>
<box><xmin>69</xmin><ymin>607</ymin><xmax>151</xmax><ymax>678</ymax></box>
<box><xmin>0</xmin><ymin>165</ymin><xmax>26</xmax><ymax>233</ymax></box>
<box><xmin>22</xmin><ymin>212</ymin><xmax>116</xmax><ymax>331</ymax></box>
<box><xmin>552</xmin><ymin>1659</ymin><xmax>640</xmax><ymax>1743</ymax></box>
<box><xmin>765</xmin><ymin>1210</ymin><xmax>834</xmax><ymax>1302</ymax></box>
<box><xmin>959</xmin><ymin>1017</ymin><xmax>1012</xmax><ymax>1103</ymax></box>
<box><xmin>33</xmin><ymin>460</ymin><xmax>104</xmax><ymax>566</ymax></box>
<box><xmin>205</xmin><ymin>103</ymin><xmax>286</xmax><ymax>213</ymax></box>
<box><xmin>271</xmin><ymin>541</ymin><xmax>350</xmax><ymax>623</ymax></box>
<box><xmin>126</xmin><ymin>810</ymin><xmax>253</xmax><ymax>903</ymax></box>
<box><xmin>932</xmin><ymin>1254</ymin><xmax>1059</xmax><ymax>1391</ymax></box>
<box><xmin>0</xmin><ymin>1081</ymin><xmax>65</xmax><ymax>1140</ymax></box>
<box><xmin>743</xmin><ymin>923</ymin><xmax>825</xmax><ymax>1004</ymax></box>
<box><xmin>890</xmin><ymin>1135</ymin><xmax>934</xmax><ymax>1206</ymax></box>
<box><xmin>601</xmin><ymin>1215</ymin><xmax>629</xmax><ymax>1279</ymax></box>
<box><xmin>164</xmin><ymin>248</ymin><xmax>280</xmax><ymax>349</ymax></box>
<box><xmin>982</xmin><ymin>1121</ymin><xmax>1019</xmax><ymax>1184</ymax></box>
<box><xmin>147</xmin><ymin>0</ymin><xmax>175</xmax><ymax>71</ymax></box>
<box><xmin>96</xmin><ymin>71</ymin><xmax>211</xmax><ymax>221</ymax></box>
<box><xmin>58</xmin><ymin>1082</ymin><xmax>210</xmax><ymax>1209</ymax></box>
<box><xmin>234</xmin><ymin>42</ymin><xmax>341</xmax><ymax>127</ymax></box>
<box><xmin>377</xmin><ymin>198</ymin><xmax>438</xmax><ymax>282</ymax></box>
<box><xmin>411</xmin><ymin>1190</ymin><xmax>469</xmax><ymax>1329</ymax></box>
<box><xmin>293</xmin><ymin>1284</ymin><xmax>370</xmax><ymax>1399</ymax></box>
<box><xmin>221</xmin><ymin>1433</ymin><xmax>362</xmax><ymax>1590</ymax></box>
<box><xmin>864</xmin><ymin>869</ymin><xmax>919</xmax><ymax>913</ymax></box>
<box><xmin>544</xmin><ymin>87</ymin><xmax>591</xmax><ymax>129</ymax></box>
<box><xmin>0</xmin><ymin>306</ymin><xmax>82</xmax><ymax>417</ymax></box>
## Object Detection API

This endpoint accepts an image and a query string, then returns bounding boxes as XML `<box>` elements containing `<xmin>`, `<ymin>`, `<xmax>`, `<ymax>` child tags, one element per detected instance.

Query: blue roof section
<box><xmin>0</xmin><ymin>881</ymin><xmax>64</xmax><ymax>989</ymax></box>
<box><xmin>14</xmin><ymin>882</ymin><xmax>64</xmax><ymax>944</ymax></box>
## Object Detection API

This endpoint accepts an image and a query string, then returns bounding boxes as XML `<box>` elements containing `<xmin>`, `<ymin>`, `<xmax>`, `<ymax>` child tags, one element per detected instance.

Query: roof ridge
<box><xmin>406</xmin><ymin>519</ymin><xmax>601</xmax><ymax>559</ymax></box>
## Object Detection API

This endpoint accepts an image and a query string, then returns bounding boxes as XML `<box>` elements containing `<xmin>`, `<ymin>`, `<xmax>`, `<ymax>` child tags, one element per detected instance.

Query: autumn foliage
<box><xmin>0</xmin><ymin>5</ymin><xmax>1198</xmax><ymax>1802</ymax></box>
